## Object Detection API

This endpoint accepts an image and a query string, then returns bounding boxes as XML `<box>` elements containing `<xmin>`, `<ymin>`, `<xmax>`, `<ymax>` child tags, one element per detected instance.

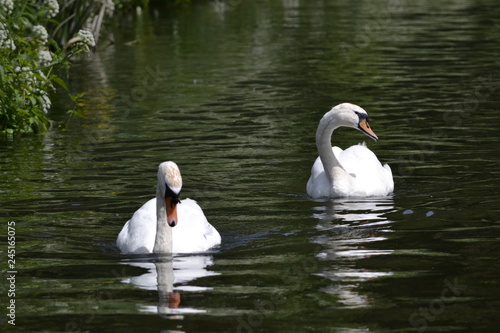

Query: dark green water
<box><xmin>2</xmin><ymin>1</ymin><xmax>500</xmax><ymax>332</ymax></box>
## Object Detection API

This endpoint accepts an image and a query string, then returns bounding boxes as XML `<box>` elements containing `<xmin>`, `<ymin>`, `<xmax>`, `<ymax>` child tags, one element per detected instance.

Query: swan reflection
<box><xmin>121</xmin><ymin>254</ymin><xmax>219</xmax><ymax>319</ymax></box>
<box><xmin>312</xmin><ymin>197</ymin><xmax>395</xmax><ymax>308</ymax></box>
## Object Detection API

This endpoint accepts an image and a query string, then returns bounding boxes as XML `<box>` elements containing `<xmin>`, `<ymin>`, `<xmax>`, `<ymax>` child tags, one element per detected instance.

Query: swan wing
<box><xmin>116</xmin><ymin>198</ymin><xmax>157</xmax><ymax>254</ymax></box>
<box><xmin>338</xmin><ymin>143</ymin><xmax>394</xmax><ymax>196</ymax></box>
<box><xmin>307</xmin><ymin>144</ymin><xmax>394</xmax><ymax>198</ymax></box>
<box><xmin>307</xmin><ymin>147</ymin><xmax>346</xmax><ymax>198</ymax></box>
<box><xmin>117</xmin><ymin>198</ymin><xmax>220</xmax><ymax>254</ymax></box>
<box><xmin>173</xmin><ymin>198</ymin><xmax>221</xmax><ymax>253</ymax></box>
<box><xmin>337</xmin><ymin>144</ymin><xmax>381</xmax><ymax>174</ymax></box>
<box><xmin>307</xmin><ymin>156</ymin><xmax>329</xmax><ymax>198</ymax></box>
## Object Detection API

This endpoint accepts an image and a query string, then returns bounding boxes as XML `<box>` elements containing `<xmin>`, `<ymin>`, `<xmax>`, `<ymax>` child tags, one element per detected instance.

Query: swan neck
<box><xmin>154</xmin><ymin>186</ymin><xmax>173</xmax><ymax>253</ymax></box>
<box><xmin>316</xmin><ymin>113</ymin><xmax>345</xmax><ymax>183</ymax></box>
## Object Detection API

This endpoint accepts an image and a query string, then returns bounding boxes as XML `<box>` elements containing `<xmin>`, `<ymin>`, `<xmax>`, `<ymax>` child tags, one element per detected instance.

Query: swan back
<box><xmin>336</xmin><ymin>144</ymin><xmax>394</xmax><ymax>196</ymax></box>
<box><xmin>117</xmin><ymin>198</ymin><xmax>221</xmax><ymax>254</ymax></box>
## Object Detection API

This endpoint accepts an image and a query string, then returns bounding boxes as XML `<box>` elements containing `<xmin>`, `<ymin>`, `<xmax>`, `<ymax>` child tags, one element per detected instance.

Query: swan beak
<box><xmin>169</xmin><ymin>292</ymin><xmax>181</xmax><ymax>308</ymax></box>
<box><xmin>165</xmin><ymin>196</ymin><xmax>178</xmax><ymax>227</ymax></box>
<box><xmin>358</xmin><ymin>119</ymin><xmax>378</xmax><ymax>141</ymax></box>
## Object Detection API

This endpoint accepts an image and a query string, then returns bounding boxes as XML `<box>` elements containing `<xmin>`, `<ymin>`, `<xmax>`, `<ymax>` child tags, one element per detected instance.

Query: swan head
<box><xmin>158</xmin><ymin>161</ymin><xmax>182</xmax><ymax>227</ymax></box>
<box><xmin>329</xmin><ymin>103</ymin><xmax>378</xmax><ymax>141</ymax></box>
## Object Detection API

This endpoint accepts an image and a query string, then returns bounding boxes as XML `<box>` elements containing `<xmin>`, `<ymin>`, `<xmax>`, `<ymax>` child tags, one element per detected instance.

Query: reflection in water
<box><xmin>121</xmin><ymin>255</ymin><xmax>219</xmax><ymax>319</ymax></box>
<box><xmin>312</xmin><ymin>197</ymin><xmax>395</xmax><ymax>308</ymax></box>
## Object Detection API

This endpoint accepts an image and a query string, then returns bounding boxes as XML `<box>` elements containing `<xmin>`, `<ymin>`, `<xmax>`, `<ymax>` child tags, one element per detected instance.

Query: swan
<box><xmin>117</xmin><ymin>161</ymin><xmax>221</xmax><ymax>254</ymax></box>
<box><xmin>306</xmin><ymin>103</ymin><xmax>394</xmax><ymax>198</ymax></box>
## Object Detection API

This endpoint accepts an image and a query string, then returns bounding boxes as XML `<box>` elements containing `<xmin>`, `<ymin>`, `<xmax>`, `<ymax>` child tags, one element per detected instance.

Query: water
<box><xmin>1</xmin><ymin>0</ymin><xmax>500</xmax><ymax>332</ymax></box>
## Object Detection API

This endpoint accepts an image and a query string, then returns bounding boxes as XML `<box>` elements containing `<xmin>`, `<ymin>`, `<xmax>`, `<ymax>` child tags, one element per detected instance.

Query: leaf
<box><xmin>28</xmin><ymin>95</ymin><xmax>37</xmax><ymax>106</ymax></box>
<box><xmin>51</xmin><ymin>75</ymin><xmax>68</xmax><ymax>91</ymax></box>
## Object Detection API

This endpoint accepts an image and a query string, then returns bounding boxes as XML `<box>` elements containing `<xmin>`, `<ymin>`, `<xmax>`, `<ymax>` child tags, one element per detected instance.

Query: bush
<box><xmin>0</xmin><ymin>0</ymin><xmax>96</xmax><ymax>134</ymax></box>
<box><xmin>1</xmin><ymin>0</ymin><xmax>150</xmax><ymax>134</ymax></box>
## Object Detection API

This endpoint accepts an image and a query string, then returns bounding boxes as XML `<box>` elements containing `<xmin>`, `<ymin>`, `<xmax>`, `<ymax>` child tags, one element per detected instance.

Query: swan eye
<box><xmin>170</xmin><ymin>194</ymin><xmax>180</xmax><ymax>206</ymax></box>
<box><xmin>354</xmin><ymin>110</ymin><xmax>368</xmax><ymax>122</ymax></box>
<box><xmin>164</xmin><ymin>184</ymin><xmax>181</xmax><ymax>206</ymax></box>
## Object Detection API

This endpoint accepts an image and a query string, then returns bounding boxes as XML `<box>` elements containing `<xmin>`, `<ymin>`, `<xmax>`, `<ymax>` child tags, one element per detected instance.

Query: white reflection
<box><xmin>312</xmin><ymin>197</ymin><xmax>395</xmax><ymax>308</ymax></box>
<box><xmin>121</xmin><ymin>254</ymin><xmax>219</xmax><ymax>319</ymax></box>
<box><xmin>283</xmin><ymin>0</ymin><xmax>300</xmax><ymax>28</ymax></box>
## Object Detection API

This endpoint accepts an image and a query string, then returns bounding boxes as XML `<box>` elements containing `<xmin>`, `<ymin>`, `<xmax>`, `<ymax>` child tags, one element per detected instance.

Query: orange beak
<box><xmin>358</xmin><ymin>119</ymin><xmax>378</xmax><ymax>141</ymax></box>
<box><xmin>165</xmin><ymin>196</ymin><xmax>178</xmax><ymax>227</ymax></box>
<box><xmin>169</xmin><ymin>292</ymin><xmax>181</xmax><ymax>308</ymax></box>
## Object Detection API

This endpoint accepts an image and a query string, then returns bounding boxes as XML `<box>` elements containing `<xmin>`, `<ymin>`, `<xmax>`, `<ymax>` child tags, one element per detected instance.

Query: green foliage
<box><xmin>66</xmin><ymin>92</ymin><xmax>86</xmax><ymax>123</ymax></box>
<box><xmin>0</xmin><ymin>0</ymin><xmax>94</xmax><ymax>134</ymax></box>
<box><xmin>49</xmin><ymin>0</ymin><xmax>103</xmax><ymax>47</ymax></box>
<box><xmin>49</xmin><ymin>0</ymin><xmax>150</xmax><ymax>47</ymax></box>
<box><xmin>1</xmin><ymin>0</ymin><xmax>149</xmax><ymax>135</ymax></box>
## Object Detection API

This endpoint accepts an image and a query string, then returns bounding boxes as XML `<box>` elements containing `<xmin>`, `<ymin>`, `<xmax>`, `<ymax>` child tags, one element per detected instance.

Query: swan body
<box><xmin>117</xmin><ymin>161</ymin><xmax>221</xmax><ymax>254</ymax></box>
<box><xmin>306</xmin><ymin>103</ymin><xmax>394</xmax><ymax>198</ymax></box>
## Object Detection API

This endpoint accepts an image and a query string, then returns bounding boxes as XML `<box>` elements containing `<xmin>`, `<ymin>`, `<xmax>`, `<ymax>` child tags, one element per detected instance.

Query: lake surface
<box><xmin>1</xmin><ymin>0</ymin><xmax>500</xmax><ymax>332</ymax></box>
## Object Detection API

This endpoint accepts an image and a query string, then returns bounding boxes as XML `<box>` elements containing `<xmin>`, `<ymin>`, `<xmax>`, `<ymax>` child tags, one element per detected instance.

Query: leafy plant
<box><xmin>1</xmin><ymin>0</ymin><xmax>150</xmax><ymax>134</ymax></box>
<box><xmin>0</xmin><ymin>0</ymin><xmax>95</xmax><ymax>134</ymax></box>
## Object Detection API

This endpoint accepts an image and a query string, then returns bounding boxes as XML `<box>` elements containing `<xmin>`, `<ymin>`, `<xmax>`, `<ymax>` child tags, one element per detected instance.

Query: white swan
<box><xmin>117</xmin><ymin>161</ymin><xmax>221</xmax><ymax>254</ymax></box>
<box><xmin>306</xmin><ymin>103</ymin><xmax>394</xmax><ymax>198</ymax></box>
